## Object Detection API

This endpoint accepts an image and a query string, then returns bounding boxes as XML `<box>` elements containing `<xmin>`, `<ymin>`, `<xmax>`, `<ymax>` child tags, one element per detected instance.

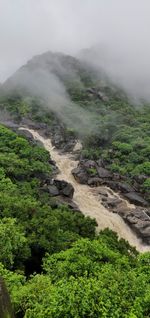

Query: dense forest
<box><xmin>0</xmin><ymin>52</ymin><xmax>150</xmax><ymax>317</ymax></box>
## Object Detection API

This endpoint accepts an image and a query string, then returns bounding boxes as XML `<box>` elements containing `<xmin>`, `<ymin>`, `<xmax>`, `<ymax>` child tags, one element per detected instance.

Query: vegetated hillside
<box><xmin>0</xmin><ymin>52</ymin><xmax>150</xmax><ymax>317</ymax></box>
<box><xmin>0</xmin><ymin>51</ymin><xmax>150</xmax><ymax>202</ymax></box>
<box><xmin>2</xmin><ymin>124</ymin><xmax>150</xmax><ymax>318</ymax></box>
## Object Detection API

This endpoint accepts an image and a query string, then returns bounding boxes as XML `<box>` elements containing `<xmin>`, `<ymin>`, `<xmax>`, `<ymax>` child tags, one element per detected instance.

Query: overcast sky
<box><xmin>0</xmin><ymin>0</ymin><xmax>150</xmax><ymax>88</ymax></box>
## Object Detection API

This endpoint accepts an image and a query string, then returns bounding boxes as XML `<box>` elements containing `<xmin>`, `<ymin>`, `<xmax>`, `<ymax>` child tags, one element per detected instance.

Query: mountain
<box><xmin>0</xmin><ymin>51</ymin><xmax>150</xmax><ymax>204</ymax></box>
<box><xmin>0</xmin><ymin>50</ymin><xmax>150</xmax><ymax>318</ymax></box>
<box><xmin>2</xmin><ymin>51</ymin><xmax>93</xmax><ymax>94</ymax></box>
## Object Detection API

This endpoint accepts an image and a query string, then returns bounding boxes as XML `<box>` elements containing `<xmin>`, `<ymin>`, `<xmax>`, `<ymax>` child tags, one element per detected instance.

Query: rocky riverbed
<box><xmin>72</xmin><ymin>159</ymin><xmax>150</xmax><ymax>244</ymax></box>
<box><xmin>2</xmin><ymin>119</ymin><xmax>150</xmax><ymax>249</ymax></box>
<box><xmin>17</xmin><ymin>126</ymin><xmax>150</xmax><ymax>251</ymax></box>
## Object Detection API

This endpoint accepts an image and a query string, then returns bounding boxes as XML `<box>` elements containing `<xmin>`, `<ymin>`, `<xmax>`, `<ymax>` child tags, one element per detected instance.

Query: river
<box><xmin>22</xmin><ymin>128</ymin><xmax>150</xmax><ymax>252</ymax></box>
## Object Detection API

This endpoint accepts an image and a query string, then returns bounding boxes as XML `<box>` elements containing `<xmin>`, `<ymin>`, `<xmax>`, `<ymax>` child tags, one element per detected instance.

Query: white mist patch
<box><xmin>5</xmin><ymin>65</ymin><xmax>101</xmax><ymax>137</ymax></box>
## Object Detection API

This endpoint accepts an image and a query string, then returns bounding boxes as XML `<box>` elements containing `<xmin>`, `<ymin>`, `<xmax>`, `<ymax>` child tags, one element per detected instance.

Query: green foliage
<box><xmin>0</xmin><ymin>67</ymin><xmax>150</xmax><ymax>317</ymax></box>
<box><xmin>112</xmin><ymin>141</ymin><xmax>133</xmax><ymax>154</ymax></box>
<box><xmin>143</xmin><ymin>178</ymin><xmax>150</xmax><ymax>190</ymax></box>
<box><xmin>87</xmin><ymin>167</ymin><xmax>97</xmax><ymax>176</ymax></box>
<box><xmin>8</xmin><ymin>236</ymin><xmax>149</xmax><ymax>318</ymax></box>
<box><xmin>0</xmin><ymin>124</ymin><xmax>97</xmax><ymax>275</ymax></box>
<box><xmin>0</xmin><ymin>218</ymin><xmax>30</xmax><ymax>269</ymax></box>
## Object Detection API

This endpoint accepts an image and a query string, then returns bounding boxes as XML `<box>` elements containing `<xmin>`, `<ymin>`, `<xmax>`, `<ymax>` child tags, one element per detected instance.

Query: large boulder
<box><xmin>72</xmin><ymin>167</ymin><xmax>88</xmax><ymax>184</ymax></box>
<box><xmin>117</xmin><ymin>182</ymin><xmax>135</xmax><ymax>193</ymax></box>
<box><xmin>124</xmin><ymin>192</ymin><xmax>148</xmax><ymax>207</ymax></box>
<box><xmin>83</xmin><ymin>160</ymin><xmax>96</xmax><ymax>168</ymax></box>
<box><xmin>103</xmin><ymin>197</ymin><xmax>122</xmax><ymax>209</ymax></box>
<box><xmin>118</xmin><ymin>207</ymin><xmax>150</xmax><ymax>244</ymax></box>
<box><xmin>54</xmin><ymin>180</ymin><xmax>74</xmax><ymax>199</ymax></box>
<box><xmin>47</xmin><ymin>185</ymin><xmax>59</xmax><ymax>196</ymax></box>
<box><xmin>88</xmin><ymin>177</ymin><xmax>103</xmax><ymax>187</ymax></box>
<box><xmin>96</xmin><ymin>167</ymin><xmax>112</xmax><ymax>179</ymax></box>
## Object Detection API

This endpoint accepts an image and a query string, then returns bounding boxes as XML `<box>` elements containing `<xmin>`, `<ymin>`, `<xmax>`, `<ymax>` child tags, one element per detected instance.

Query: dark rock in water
<box><xmin>88</xmin><ymin>177</ymin><xmax>103</xmax><ymax>187</ymax></box>
<box><xmin>103</xmin><ymin>197</ymin><xmax>122</xmax><ymax>209</ymax></box>
<box><xmin>118</xmin><ymin>207</ymin><xmax>150</xmax><ymax>244</ymax></box>
<box><xmin>62</xmin><ymin>141</ymin><xmax>76</xmax><ymax>152</ymax></box>
<box><xmin>54</xmin><ymin>180</ymin><xmax>74</xmax><ymax>199</ymax></box>
<box><xmin>97</xmin><ymin>187</ymin><xmax>109</xmax><ymax>197</ymax></box>
<box><xmin>0</xmin><ymin>277</ymin><xmax>14</xmax><ymax>318</ymax></box>
<box><xmin>96</xmin><ymin>167</ymin><xmax>112</xmax><ymax>179</ymax></box>
<box><xmin>61</xmin><ymin>183</ymin><xmax>74</xmax><ymax>198</ymax></box>
<box><xmin>124</xmin><ymin>192</ymin><xmax>148</xmax><ymax>207</ymax></box>
<box><xmin>72</xmin><ymin>167</ymin><xmax>88</xmax><ymax>184</ymax></box>
<box><xmin>112</xmin><ymin>201</ymin><xmax>131</xmax><ymax>214</ymax></box>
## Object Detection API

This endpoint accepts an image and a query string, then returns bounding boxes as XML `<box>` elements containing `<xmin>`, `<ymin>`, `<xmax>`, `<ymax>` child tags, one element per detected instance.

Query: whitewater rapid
<box><xmin>22</xmin><ymin>128</ymin><xmax>150</xmax><ymax>252</ymax></box>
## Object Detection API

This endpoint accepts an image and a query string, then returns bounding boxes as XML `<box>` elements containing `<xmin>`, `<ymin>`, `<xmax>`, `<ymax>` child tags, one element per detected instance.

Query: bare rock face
<box><xmin>54</xmin><ymin>180</ymin><xmax>74</xmax><ymax>199</ymax></box>
<box><xmin>103</xmin><ymin>197</ymin><xmax>122</xmax><ymax>209</ymax></box>
<box><xmin>117</xmin><ymin>182</ymin><xmax>135</xmax><ymax>193</ymax></box>
<box><xmin>72</xmin><ymin>167</ymin><xmax>89</xmax><ymax>184</ymax></box>
<box><xmin>0</xmin><ymin>278</ymin><xmax>14</xmax><ymax>318</ymax></box>
<box><xmin>96</xmin><ymin>167</ymin><xmax>112</xmax><ymax>179</ymax></box>
<box><xmin>118</xmin><ymin>207</ymin><xmax>150</xmax><ymax>244</ymax></box>
<box><xmin>83</xmin><ymin>160</ymin><xmax>96</xmax><ymax>168</ymax></box>
<box><xmin>124</xmin><ymin>192</ymin><xmax>148</xmax><ymax>207</ymax></box>
<box><xmin>41</xmin><ymin>178</ymin><xmax>74</xmax><ymax>199</ymax></box>
<box><xmin>88</xmin><ymin>177</ymin><xmax>103</xmax><ymax>187</ymax></box>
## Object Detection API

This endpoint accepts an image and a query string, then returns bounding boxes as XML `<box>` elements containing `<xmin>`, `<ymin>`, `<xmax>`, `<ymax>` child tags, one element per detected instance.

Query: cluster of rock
<box><xmin>40</xmin><ymin>177</ymin><xmax>80</xmax><ymax>212</ymax></box>
<box><xmin>86</xmin><ymin>87</ymin><xmax>109</xmax><ymax>102</ymax></box>
<box><xmin>4</xmin><ymin>123</ymin><xmax>79</xmax><ymax>212</ymax></box>
<box><xmin>72</xmin><ymin>159</ymin><xmax>150</xmax><ymax>244</ymax></box>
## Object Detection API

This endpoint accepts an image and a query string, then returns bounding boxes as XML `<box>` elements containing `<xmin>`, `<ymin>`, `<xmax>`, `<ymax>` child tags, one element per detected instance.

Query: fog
<box><xmin>1</xmin><ymin>0</ymin><xmax>150</xmax><ymax>101</ymax></box>
<box><xmin>4</xmin><ymin>61</ymin><xmax>109</xmax><ymax>137</ymax></box>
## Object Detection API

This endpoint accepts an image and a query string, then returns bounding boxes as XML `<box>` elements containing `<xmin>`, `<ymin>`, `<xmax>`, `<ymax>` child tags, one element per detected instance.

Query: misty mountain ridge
<box><xmin>2</xmin><ymin>50</ymin><xmax>121</xmax><ymax>100</ymax></box>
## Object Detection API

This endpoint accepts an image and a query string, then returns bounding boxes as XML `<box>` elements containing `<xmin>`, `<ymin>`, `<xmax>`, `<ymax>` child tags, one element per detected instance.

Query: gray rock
<box><xmin>124</xmin><ymin>192</ymin><xmax>148</xmax><ymax>207</ymax></box>
<box><xmin>83</xmin><ymin>160</ymin><xmax>96</xmax><ymax>168</ymax></box>
<box><xmin>97</xmin><ymin>187</ymin><xmax>109</xmax><ymax>197</ymax></box>
<box><xmin>113</xmin><ymin>201</ymin><xmax>131</xmax><ymax>214</ymax></box>
<box><xmin>96</xmin><ymin>159</ymin><xmax>105</xmax><ymax>168</ymax></box>
<box><xmin>104</xmin><ymin>197</ymin><xmax>122</xmax><ymax>209</ymax></box>
<box><xmin>118</xmin><ymin>207</ymin><xmax>150</xmax><ymax>244</ymax></box>
<box><xmin>72</xmin><ymin>167</ymin><xmax>88</xmax><ymax>184</ymax></box>
<box><xmin>54</xmin><ymin>180</ymin><xmax>74</xmax><ymax>198</ymax></box>
<box><xmin>47</xmin><ymin>185</ymin><xmax>59</xmax><ymax>196</ymax></box>
<box><xmin>88</xmin><ymin>177</ymin><xmax>103</xmax><ymax>187</ymax></box>
<box><xmin>117</xmin><ymin>182</ymin><xmax>135</xmax><ymax>193</ymax></box>
<box><xmin>96</xmin><ymin>167</ymin><xmax>112</xmax><ymax>178</ymax></box>
<box><xmin>61</xmin><ymin>183</ymin><xmax>74</xmax><ymax>198</ymax></box>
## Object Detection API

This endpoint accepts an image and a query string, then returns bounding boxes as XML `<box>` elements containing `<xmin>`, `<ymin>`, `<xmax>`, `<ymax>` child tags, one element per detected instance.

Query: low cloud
<box><xmin>1</xmin><ymin>0</ymin><xmax>150</xmax><ymax>101</ymax></box>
